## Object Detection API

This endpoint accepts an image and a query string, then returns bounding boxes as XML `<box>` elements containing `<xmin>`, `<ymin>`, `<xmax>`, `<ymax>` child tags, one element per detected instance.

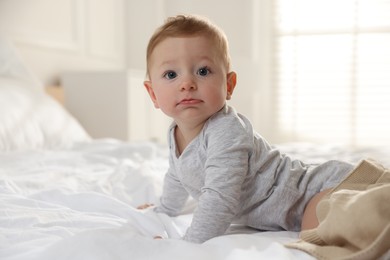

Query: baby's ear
<box><xmin>226</xmin><ymin>72</ymin><xmax>237</xmax><ymax>100</ymax></box>
<box><xmin>144</xmin><ymin>81</ymin><xmax>159</xmax><ymax>108</ymax></box>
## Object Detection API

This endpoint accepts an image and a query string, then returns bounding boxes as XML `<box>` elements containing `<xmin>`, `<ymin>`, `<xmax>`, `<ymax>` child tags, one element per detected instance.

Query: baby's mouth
<box><xmin>177</xmin><ymin>98</ymin><xmax>202</xmax><ymax>105</ymax></box>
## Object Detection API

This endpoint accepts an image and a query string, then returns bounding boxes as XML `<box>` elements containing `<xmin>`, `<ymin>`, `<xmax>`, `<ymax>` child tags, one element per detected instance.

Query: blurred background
<box><xmin>1</xmin><ymin>0</ymin><xmax>389</xmax><ymax>147</ymax></box>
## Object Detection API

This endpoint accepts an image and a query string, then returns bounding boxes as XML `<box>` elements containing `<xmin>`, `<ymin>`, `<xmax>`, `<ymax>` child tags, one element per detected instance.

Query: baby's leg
<box><xmin>301</xmin><ymin>188</ymin><xmax>331</xmax><ymax>230</ymax></box>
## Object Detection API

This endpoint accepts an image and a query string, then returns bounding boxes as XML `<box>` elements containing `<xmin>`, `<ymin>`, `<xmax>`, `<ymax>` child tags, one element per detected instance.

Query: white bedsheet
<box><xmin>2</xmin><ymin>139</ymin><xmax>388</xmax><ymax>260</ymax></box>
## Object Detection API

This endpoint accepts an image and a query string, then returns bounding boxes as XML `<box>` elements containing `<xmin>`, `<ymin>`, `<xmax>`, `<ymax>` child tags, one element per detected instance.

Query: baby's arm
<box><xmin>181</xmin><ymin>112</ymin><xmax>254</xmax><ymax>243</ymax></box>
<box><xmin>184</xmin><ymin>145</ymin><xmax>250</xmax><ymax>242</ymax></box>
<box><xmin>138</xmin><ymin>166</ymin><xmax>188</xmax><ymax>214</ymax></box>
<box><xmin>154</xmin><ymin>167</ymin><xmax>189</xmax><ymax>216</ymax></box>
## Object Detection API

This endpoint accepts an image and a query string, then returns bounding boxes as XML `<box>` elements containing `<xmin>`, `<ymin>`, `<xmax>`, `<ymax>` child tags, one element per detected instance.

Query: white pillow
<box><xmin>0</xmin><ymin>78</ymin><xmax>90</xmax><ymax>151</ymax></box>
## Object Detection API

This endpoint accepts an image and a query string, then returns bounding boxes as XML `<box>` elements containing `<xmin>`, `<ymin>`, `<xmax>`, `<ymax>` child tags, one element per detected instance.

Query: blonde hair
<box><xmin>146</xmin><ymin>14</ymin><xmax>231</xmax><ymax>78</ymax></box>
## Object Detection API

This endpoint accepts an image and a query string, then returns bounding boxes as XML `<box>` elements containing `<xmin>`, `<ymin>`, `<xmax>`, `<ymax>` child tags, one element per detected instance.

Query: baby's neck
<box><xmin>174</xmin><ymin>122</ymin><xmax>205</xmax><ymax>155</ymax></box>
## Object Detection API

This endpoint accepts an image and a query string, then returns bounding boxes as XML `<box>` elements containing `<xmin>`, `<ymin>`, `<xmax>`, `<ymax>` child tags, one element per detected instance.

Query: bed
<box><xmin>1</xmin><ymin>37</ymin><xmax>390</xmax><ymax>260</ymax></box>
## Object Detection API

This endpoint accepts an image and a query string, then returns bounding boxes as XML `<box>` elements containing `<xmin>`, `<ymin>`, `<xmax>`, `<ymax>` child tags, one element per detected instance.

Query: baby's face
<box><xmin>144</xmin><ymin>36</ymin><xmax>235</xmax><ymax>126</ymax></box>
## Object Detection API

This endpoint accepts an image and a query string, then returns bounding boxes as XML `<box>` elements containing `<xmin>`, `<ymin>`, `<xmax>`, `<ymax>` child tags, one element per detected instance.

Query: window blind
<box><xmin>273</xmin><ymin>0</ymin><xmax>390</xmax><ymax>146</ymax></box>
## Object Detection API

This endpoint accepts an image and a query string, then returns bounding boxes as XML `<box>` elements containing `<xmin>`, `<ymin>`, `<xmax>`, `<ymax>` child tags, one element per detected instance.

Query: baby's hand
<box><xmin>136</xmin><ymin>203</ymin><xmax>154</xmax><ymax>210</ymax></box>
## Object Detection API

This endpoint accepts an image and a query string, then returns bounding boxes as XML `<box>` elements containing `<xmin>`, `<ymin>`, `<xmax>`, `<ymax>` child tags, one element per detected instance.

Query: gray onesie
<box><xmin>154</xmin><ymin>105</ymin><xmax>353</xmax><ymax>243</ymax></box>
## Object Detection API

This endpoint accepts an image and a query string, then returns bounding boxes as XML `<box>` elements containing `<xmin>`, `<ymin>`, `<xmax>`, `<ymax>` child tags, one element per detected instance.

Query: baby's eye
<box><xmin>197</xmin><ymin>67</ymin><xmax>210</xmax><ymax>76</ymax></box>
<box><xmin>164</xmin><ymin>71</ymin><xmax>177</xmax><ymax>79</ymax></box>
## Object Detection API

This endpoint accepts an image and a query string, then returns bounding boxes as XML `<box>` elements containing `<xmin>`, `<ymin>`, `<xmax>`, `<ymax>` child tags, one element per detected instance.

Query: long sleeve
<box><xmin>154</xmin><ymin>166</ymin><xmax>189</xmax><ymax>217</ymax></box>
<box><xmin>182</xmin><ymin>110</ymin><xmax>252</xmax><ymax>243</ymax></box>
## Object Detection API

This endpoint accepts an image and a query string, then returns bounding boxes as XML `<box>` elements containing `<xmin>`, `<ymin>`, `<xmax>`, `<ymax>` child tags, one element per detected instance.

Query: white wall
<box><xmin>0</xmin><ymin>0</ymin><xmax>274</xmax><ymax>142</ymax></box>
<box><xmin>0</xmin><ymin>0</ymin><xmax>126</xmax><ymax>86</ymax></box>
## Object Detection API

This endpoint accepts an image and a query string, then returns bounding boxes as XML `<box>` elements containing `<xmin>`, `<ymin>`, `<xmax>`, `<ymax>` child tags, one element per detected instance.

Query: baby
<box><xmin>139</xmin><ymin>14</ymin><xmax>353</xmax><ymax>243</ymax></box>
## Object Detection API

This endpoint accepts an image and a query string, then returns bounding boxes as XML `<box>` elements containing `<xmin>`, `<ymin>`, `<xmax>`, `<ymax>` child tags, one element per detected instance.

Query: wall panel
<box><xmin>0</xmin><ymin>0</ymin><xmax>125</xmax><ymax>85</ymax></box>
<box><xmin>0</xmin><ymin>0</ymin><xmax>83</xmax><ymax>51</ymax></box>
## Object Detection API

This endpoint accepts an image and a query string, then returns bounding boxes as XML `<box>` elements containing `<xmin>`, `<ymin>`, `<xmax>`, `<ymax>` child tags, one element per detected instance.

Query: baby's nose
<box><xmin>180</xmin><ymin>77</ymin><xmax>197</xmax><ymax>91</ymax></box>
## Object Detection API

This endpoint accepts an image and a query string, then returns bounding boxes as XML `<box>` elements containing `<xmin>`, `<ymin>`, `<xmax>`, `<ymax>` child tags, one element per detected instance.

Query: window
<box><xmin>273</xmin><ymin>0</ymin><xmax>390</xmax><ymax>146</ymax></box>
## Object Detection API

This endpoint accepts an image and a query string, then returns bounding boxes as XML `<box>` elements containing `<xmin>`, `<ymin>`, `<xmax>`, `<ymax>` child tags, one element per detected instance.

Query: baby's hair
<box><xmin>146</xmin><ymin>14</ymin><xmax>231</xmax><ymax>77</ymax></box>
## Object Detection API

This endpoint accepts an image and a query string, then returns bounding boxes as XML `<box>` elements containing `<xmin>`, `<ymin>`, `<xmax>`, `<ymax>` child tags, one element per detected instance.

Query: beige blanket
<box><xmin>286</xmin><ymin>159</ymin><xmax>390</xmax><ymax>260</ymax></box>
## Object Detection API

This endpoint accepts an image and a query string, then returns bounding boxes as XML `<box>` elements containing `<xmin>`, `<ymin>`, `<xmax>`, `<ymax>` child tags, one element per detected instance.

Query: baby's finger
<box><xmin>137</xmin><ymin>203</ymin><xmax>154</xmax><ymax>210</ymax></box>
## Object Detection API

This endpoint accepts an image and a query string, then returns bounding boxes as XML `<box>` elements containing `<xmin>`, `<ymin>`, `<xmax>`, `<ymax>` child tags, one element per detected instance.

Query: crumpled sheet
<box><xmin>7</xmin><ymin>139</ymin><xmax>383</xmax><ymax>259</ymax></box>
